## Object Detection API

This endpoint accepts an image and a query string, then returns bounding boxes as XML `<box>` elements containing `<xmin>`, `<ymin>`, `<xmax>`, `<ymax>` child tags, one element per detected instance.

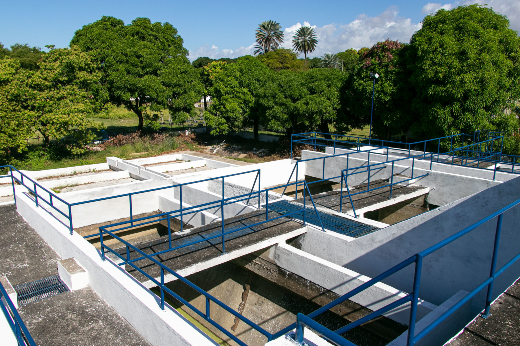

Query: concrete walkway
<box><xmin>448</xmin><ymin>279</ymin><xmax>520</xmax><ymax>346</ymax></box>
<box><xmin>0</xmin><ymin>205</ymin><xmax>151</xmax><ymax>346</ymax></box>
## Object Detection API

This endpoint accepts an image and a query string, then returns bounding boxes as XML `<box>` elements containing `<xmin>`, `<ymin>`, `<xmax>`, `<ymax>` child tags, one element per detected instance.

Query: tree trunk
<box><xmin>131</xmin><ymin>97</ymin><xmax>144</xmax><ymax>132</ymax></box>
<box><xmin>253</xmin><ymin>117</ymin><xmax>259</xmax><ymax>141</ymax></box>
<box><xmin>319</xmin><ymin>120</ymin><xmax>331</xmax><ymax>139</ymax></box>
<box><xmin>203</xmin><ymin>95</ymin><xmax>207</xmax><ymax>111</ymax></box>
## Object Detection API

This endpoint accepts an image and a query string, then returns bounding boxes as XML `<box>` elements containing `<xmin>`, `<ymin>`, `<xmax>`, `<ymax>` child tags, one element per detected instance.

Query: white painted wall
<box><xmin>296</xmin><ymin>176</ymin><xmax>520</xmax><ymax>314</ymax></box>
<box><xmin>273</xmin><ymin>243</ymin><xmax>435</xmax><ymax>325</ymax></box>
<box><xmin>15</xmin><ymin>191</ymin><xmax>217</xmax><ymax>346</ymax></box>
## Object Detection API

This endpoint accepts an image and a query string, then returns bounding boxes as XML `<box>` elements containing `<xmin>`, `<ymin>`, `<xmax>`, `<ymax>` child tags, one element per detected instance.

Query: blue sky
<box><xmin>1</xmin><ymin>0</ymin><xmax>518</xmax><ymax>60</ymax></box>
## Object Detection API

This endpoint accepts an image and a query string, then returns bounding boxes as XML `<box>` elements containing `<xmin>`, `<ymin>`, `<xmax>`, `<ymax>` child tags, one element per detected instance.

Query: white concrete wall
<box><xmin>388</xmin><ymin>290</ymin><xmax>472</xmax><ymax>346</ymax></box>
<box><xmin>296</xmin><ymin>176</ymin><xmax>520</xmax><ymax>314</ymax></box>
<box><xmin>273</xmin><ymin>243</ymin><xmax>435</xmax><ymax>325</ymax></box>
<box><xmin>15</xmin><ymin>191</ymin><xmax>216</xmax><ymax>346</ymax></box>
<box><xmin>159</xmin><ymin>196</ymin><xmax>220</xmax><ymax>228</ymax></box>
<box><xmin>63</xmin><ymin>179</ymin><xmax>173</xmax><ymax>228</ymax></box>
<box><xmin>20</xmin><ymin>162</ymin><xmax>110</xmax><ymax>180</ymax></box>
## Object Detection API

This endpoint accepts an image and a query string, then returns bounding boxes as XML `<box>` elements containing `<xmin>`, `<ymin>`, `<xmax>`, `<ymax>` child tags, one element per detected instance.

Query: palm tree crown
<box><xmin>292</xmin><ymin>26</ymin><xmax>318</xmax><ymax>62</ymax></box>
<box><xmin>254</xmin><ymin>20</ymin><xmax>284</xmax><ymax>55</ymax></box>
<box><xmin>321</xmin><ymin>53</ymin><xmax>341</xmax><ymax>69</ymax></box>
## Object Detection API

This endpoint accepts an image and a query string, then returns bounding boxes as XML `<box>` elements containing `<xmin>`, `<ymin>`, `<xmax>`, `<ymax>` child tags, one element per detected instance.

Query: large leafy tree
<box><xmin>8</xmin><ymin>44</ymin><xmax>44</xmax><ymax>70</ymax></box>
<box><xmin>71</xmin><ymin>16</ymin><xmax>202</xmax><ymax>131</ymax></box>
<box><xmin>407</xmin><ymin>4</ymin><xmax>520</xmax><ymax>151</ymax></box>
<box><xmin>292</xmin><ymin>26</ymin><xmax>318</xmax><ymax>63</ymax></box>
<box><xmin>339</xmin><ymin>40</ymin><xmax>413</xmax><ymax>139</ymax></box>
<box><xmin>0</xmin><ymin>47</ymin><xmax>101</xmax><ymax>155</ymax></box>
<box><xmin>254</xmin><ymin>20</ymin><xmax>284</xmax><ymax>55</ymax></box>
<box><xmin>205</xmin><ymin>56</ymin><xmax>272</xmax><ymax>140</ymax></box>
<box><xmin>0</xmin><ymin>59</ymin><xmax>34</xmax><ymax>154</ymax></box>
<box><xmin>336</xmin><ymin>49</ymin><xmax>359</xmax><ymax>73</ymax></box>
<box><xmin>321</xmin><ymin>53</ymin><xmax>341</xmax><ymax>69</ymax></box>
<box><xmin>257</xmin><ymin>48</ymin><xmax>304</xmax><ymax>71</ymax></box>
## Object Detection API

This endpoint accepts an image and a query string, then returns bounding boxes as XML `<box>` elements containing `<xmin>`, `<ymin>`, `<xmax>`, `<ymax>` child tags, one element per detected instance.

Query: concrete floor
<box><xmin>447</xmin><ymin>279</ymin><xmax>520</xmax><ymax>346</ymax></box>
<box><xmin>0</xmin><ymin>205</ymin><xmax>151</xmax><ymax>346</ymax></box>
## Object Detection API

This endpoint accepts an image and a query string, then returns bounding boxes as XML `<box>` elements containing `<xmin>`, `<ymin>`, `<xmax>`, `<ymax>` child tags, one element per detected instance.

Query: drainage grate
<box><xmin>15</xmin><ymin>275</ymin><xmax>69</xmax><ymax>306</ymax></box>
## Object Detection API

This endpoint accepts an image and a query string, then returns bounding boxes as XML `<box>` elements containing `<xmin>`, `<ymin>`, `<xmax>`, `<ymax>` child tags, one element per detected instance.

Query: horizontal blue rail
<box><xmin>340</xmin><ymin>153</ymin><xmax>429</xmax><ymax>217</ymax></box>
<box><xmin>99</xmin><ymin>180</ymin><xmax>324</xmax><ymax>346</ymax></box>
<box><xmin>0</xmin><ymin>165</ymin><xmax>261</xmax><ymax>237</ymax></box>
<box><xmin>293</xmin><ymin>198</ymin><xmax>520</xmax><ymax>346</ymax></box>
<box><xmin>0</xmin><ymin>281</ymin><xmax>37</xmax><ymax>346</ymax></box>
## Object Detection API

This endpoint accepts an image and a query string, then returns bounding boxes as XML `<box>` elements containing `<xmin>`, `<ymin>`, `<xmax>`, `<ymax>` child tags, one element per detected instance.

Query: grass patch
<box><xmin>52</xmin><ymin>183</ymin><xmax>79</xmax><ymax>193</ymax></box>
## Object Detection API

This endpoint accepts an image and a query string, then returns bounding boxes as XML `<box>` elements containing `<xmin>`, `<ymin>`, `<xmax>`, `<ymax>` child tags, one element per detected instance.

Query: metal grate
<box><xmin>15</xmin><ymin>275</ymin><xmax>69</xmax><ymax>306</ymax></box>
<box><xmin>268</xmin><ymin>200</ymin><xmax>378</xmax><ymax>238</ymax></box>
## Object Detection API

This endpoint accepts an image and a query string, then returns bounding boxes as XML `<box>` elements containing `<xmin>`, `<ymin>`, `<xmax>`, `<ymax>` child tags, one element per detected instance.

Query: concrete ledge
<box><xmin>0</xmin><ymin>276</ymin><xmax>17</xmax><ymax>309</ymax></box>
<box><xmin>388</xmin><ymin>290</ymin><xmax>472</xmax><ymax>346</ymax></box>
<box><xmin>273</xmin><ymin>243</ymin><xmax>435</xmax><ymax>325</ymax></box>
<box><xmin>15</xmin><ymin>190</ymin><xmax>216</xmax><ymax>346</ymax></box>
<box><xmin>58</xmin><ymin>258</ymin><xmax>89</xmax><ymax>291</ymax></box>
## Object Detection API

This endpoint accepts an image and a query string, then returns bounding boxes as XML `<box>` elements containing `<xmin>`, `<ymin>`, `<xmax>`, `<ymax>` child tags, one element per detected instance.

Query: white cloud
<box><xmin>188</xmin><ymin>1</ymin><xmax>520</xmax><ymax>61</ymax></box>
<box><xmin>188</xmin><ymin>43</ymin><xmax>255</xmax><ymax>61</ymax></box>
<box><xmin>294</xmin><ymin>6</ymin><xmax>422</xmax><ymax>58</ymax></box>
<box><xmin>421</xmin><ymin>3</ymin><xmax>454</xmax><ymax>15</ymax></box>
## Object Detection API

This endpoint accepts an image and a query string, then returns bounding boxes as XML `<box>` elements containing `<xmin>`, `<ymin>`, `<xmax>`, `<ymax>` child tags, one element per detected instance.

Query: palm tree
<box><xmin>292</xmin><ymin>26</ymin><xmax>318</xmax><ymax>63</ymax></box>
<box><xmin>321</xmin><ymin>53</ymin><xmax>341</xmax><ymax>69</ymax></box>
<box><xmin>254</xmin><ymin>20</ymin><xmax>284</xmax><ymax>55</ymax></box>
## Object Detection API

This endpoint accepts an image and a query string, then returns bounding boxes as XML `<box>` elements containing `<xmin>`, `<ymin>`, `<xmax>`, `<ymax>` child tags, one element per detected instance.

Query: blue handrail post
<box><xmin>407</xmin><ymin>254</ymin><xmax>424</xmax><ymax>346</ymax></box>
<box><xmin>258</xmin><ymin>171</ymin><xmax>261</xmax><ymax>209</ymax></box>
<box><xmin>493</xmin><ymin>162</ymin><xmax>498</xmax><ymax>181</ymax></box>
<box><xmin>221</xmin><ymin>199</ymin><xmax>225</xmax><ymax>253</ymax></box>
<box><xmin>180</xmin><ymin>185</ymin><xmax>184</xmax><ymax>233</ymax></box>
<box><xmin>34</xmin><ymin>184</ymin><xmax>38</xmax><ymax>207</ymax></box>
<box><xmin>160</xmin><ymin>267</ymin><xmax>165</xmax><ymax>310</ymax></box>
<box><xmin>437</xmin><ymin>139</ymin><xmax>440</xmax><ymax>155</ymax></box>
<box><xmin>423</xmin><ymin>141</ymin><xmax>427</xmax><ymax>158</ymax></box>
<box><xmin>390</xmin><ymin>162</ymin><xmax>395</xmax><ymax>199</ymax></box>
<box><xmin>430</xmin><ymin>153</ymin><xmax>433</xmax><ymax>171</ymax></box>
<box><xmin>412</xmin><ymin>157</ymin><xmax>415</xmax><ymax>179</ymax></box>
<box><xmin>295</xmin><ymin>164</ymin><xmax>299</xmax><ymax>199</ymax></box>
<box><xmin>303</xmin><ymin>182</ymin><xmax>306</xmax><ymax>225</ymax></box>
<box><xmin>205</xmin><ymin>297</ymin><xmax>210</xmax><ymax>319</ymax></box>
<box><xmin>265</xmin><ymin>190</ymin><xmax>269</xmax><ymax>221</ymax></box>
<box><xmin>322</xmin><ymin>157</ymin><xmax>326</xmax><ymax>180</ymax></box>
<box><xmin>167</xmin><ymin>214</ymin><xmax>172</xmax><ymax>249</ymax></box>
<box><xmin>367</xmin><ymin>164</ymin><xmax>371</xmax><ymax>191</ymax></box>
<box><xmin>483</xmin><ymin>214</ymin><xmax>504</xmax><ymax>318</ymax></box>
<box><xmin>68</xmin><ymin>205</ymin><xmax>73</xmax><ymax>235</ymax></box>
<box><xmin>333</xmin><ymin>135</ymin><xmax>337</xmax><ymax>155</ymax></box>
<box><xmin>100</xmin><ymin>228</ymin><xmax>105</xmax><ymax>261</ymax></box>
<box><xmin>129</xmin><ymin>195</ymin><xmax>133</xmax><ymax>227</ymax></box>
<box><xmin>295</xmin><ymin>314</ymin><xmax>305</xmax><ymax>343</ymax></box>
<box><xmin>451</xmin><ymin>136</ymin><xmax>453</xmax><ymax>152</ymax></box>
<box><xmin>126</xmin><ymin>245</ymin><xmax>130</xmax><ymax>262</ymax></box>
<box><xmin>313</xmin><ymin>132</ymin><xmax>317</xmax><ymax>151</ymax></box>
<box><xmin>9</xmin><ymin>167</ymin><xmax>16</xmax><ymax>205</ymax></box>
<box><xmin>340</xmin><ymin>171</ymin><xmax>344</xmax><ymax>213</ymax></box>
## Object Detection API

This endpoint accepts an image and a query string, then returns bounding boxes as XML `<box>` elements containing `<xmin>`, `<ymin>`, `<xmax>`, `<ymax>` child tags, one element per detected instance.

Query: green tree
<box><xmin>71</xmin><ymin>16</ymin><xmax>201</xmax><ymax>131</ymax></box>
<box><xmin>336</xmin><ymin>49</ymin><xmax>359</xmax><ymax>73</ymax></box>
<box><xmin>0</xmin><ymin>58</ymin><xmax>34</xmax><ymax>154</ymax></box>
<box><xmin>0</xmin><ymin>48</ymin><xmax>101</xmax><ymax>154</ymax></box>
<box><xmin>205</xmin><ymin>57</ymin><xmax>272</xmax><ymax>140</ymax></box>
<box><xmin>321</xmin><ymin>53</ymin><xmax>341</xmax><ymax>69</ymax></box>
<box><xmin>0</xmin><ymin>43</ymin><xmax>9</xmax><ymax>59</ymax></box>
<box><xmin>292</xmin><ymin>26</ymin><xmax>318</xmax><ymax>63</ymax></box>
<box><xmin>257</xmin><ymin>49</ymin><xmax>304</xmax><ymax>71</ymax></box>
<box><xmin>192</xmin><ymin>57</ymin><xmax>213</xmax><ymax>68</ymax></box>
<box><xmin>9</xmin><ymin>44</ymin><xmax>44</xmax><ymax>70</ymax></box>
<box><xmin>339</xmin><ymin>40</ymin><xmax>412</xmax><ymax>139</ymax></box>
<box><xmin>407</xmin><ymin>4</ymin><xmax>520</xmax><ymax>151</ymax></box>
<box><xmin>254</xmin><ymin>20</ymin><xmax>284</xmax><ymax>55</ymax></box>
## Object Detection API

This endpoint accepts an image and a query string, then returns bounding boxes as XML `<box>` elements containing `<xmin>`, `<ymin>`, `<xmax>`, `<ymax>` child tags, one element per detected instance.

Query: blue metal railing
<box><xmin>339</xmin><ymin>153</ymin><xmax>429</xmax><ymax>217</ymax></box>
<box><xmin>0</xmin><ymin>281</ymin><xmax>37</xmax><ymax>346</ymax></box>
<box><xmin>98</xmin><ymin>180</ymin><xmax>324</xmax><ymax>346</ymax></box>
<box><xmin>282</xmin><ymin>146</ymin><xmax>390</xmax><ymax>199</ymax></box>
<box><xmin>290</xmin><ymin>132</ymin><xmax>481</xmax><ymax>159</ymax></box>
<box><xmin>291</xmin><ymin>198</ymin><xmax>520</xmax><ymax>346</ymax></box>
<box><xmin>0</xmin><ymin>165</ymin><xmax>261</xmax><ymax>236</ymax></box>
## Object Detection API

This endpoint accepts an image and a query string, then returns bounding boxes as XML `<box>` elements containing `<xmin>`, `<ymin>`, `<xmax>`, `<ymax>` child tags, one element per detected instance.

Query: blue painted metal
<box><xmin>292</xmin><ymin>197</ymin><xmax>520</xmax><ymax>346</ymax></box>
<box><xmin>0</xmin><ymin>280</ymin><xmax>38</xmax><ymax>346</ymax></box>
